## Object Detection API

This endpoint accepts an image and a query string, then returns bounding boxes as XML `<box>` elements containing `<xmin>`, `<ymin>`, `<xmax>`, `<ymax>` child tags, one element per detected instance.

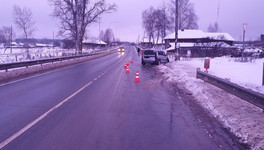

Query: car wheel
<box><xmin>141</xmin><ymin>59</ymin><xmax>145</xmax><ymax>65</ymax></box>
<box><xmin>155</xmin><ymin>59</ymin><xmax>160</xmax><ymax>65</ymax></box>
<box><xmin>167</xmin><ymin>58</ymin><xmax>169</xmax><ymax>63</ymax></box>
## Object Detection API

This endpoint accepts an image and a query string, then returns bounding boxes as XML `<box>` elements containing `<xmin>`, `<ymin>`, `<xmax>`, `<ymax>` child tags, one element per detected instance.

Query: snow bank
<box><xmin>158</xmin><ymin>60</ymin><xmax>264</xmax><ymax>149</ymax></box>
<box><xmin>0</xmin><ymin>47</ymin><xmax>93</xmax><ymax>63</ymax></box>
<box><xmin>174</xmin><ymin>57</ymin><xmax>264</xmax><ymax>94</ymax></box>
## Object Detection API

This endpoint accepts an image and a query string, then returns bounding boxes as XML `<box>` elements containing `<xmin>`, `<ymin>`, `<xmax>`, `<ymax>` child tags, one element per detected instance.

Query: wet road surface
<box><xmin>0</xmin><ymin>46</ymin><xmax>243</xmax><ymax>149</ymax></box>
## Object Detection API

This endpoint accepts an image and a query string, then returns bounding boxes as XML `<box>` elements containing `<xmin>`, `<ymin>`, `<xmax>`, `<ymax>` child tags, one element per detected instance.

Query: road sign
<box><xmin>204</xmin><ymin>59</ymin><xmax>210</xmax><ymax>70</ymax></box>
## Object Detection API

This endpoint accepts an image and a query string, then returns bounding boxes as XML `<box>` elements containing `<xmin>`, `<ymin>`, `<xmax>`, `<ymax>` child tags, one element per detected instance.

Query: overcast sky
<box><xmin>0</xmin><ymin>0</ymin><xmax>263</xmax><ymax>42</ymax></box>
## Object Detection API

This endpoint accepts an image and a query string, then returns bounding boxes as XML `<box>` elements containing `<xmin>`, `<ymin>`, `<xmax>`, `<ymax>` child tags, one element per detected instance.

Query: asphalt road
<box><xmin>0</xmin><ymin>46</ymin><xmax>243</xmax><ymax>150</ymax></box>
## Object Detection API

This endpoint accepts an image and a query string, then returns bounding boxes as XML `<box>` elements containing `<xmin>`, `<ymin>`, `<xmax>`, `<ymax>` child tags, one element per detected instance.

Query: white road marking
<box><xmin>0</xmin><ymin>80</ymin><xmax>94</xmax><ymax>149</ymax></box>
<box><xmin>0</xmin><ymin>49</ymin><xmax>129</xmax><ymax>148</ymax></box>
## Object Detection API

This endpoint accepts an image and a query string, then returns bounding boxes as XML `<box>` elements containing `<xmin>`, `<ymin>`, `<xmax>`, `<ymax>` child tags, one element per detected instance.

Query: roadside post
<box><xmin>204</xmin><ymin>58</ymin><xmax>210</xmax><ymax>72</ymax></box>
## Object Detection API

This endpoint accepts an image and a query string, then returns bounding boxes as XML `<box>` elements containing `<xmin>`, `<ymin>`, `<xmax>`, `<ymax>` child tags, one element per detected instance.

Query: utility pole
<box><xmin>76</xmin><ymin>1</ymin><xmax>80</xmax><ymax>55</ymax></box>
<box><xmin>242</xmin><ymin>23</ymin><xmax>247</xmax><ymax>62</ymax></box>
<box><xmin>99</xmin><ymin>15</ymin><xmax>101</xmax><ymax>45</ymax></box>
<box><xmin>10</xmin><ymin>26</ymin><xmax>13</xmax><ymax>54</ymax></box>
<box><xmin>175</xmin><ymin>0</ymin><xmax>179</xmax><ymax>60</ymax></box>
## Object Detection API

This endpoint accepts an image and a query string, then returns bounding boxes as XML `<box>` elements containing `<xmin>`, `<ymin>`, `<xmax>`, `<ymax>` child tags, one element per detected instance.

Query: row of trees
<box><xmin>142</xmin><ymin>5</ymin><xmax>171</xmax><ymax>45</ymax></box>
<box><xmin>99</xmin><ymin>28</ymin><xmax>115</xmax><ymax>44</ymax></box>
<box><xmin>0</xmin><ymin>5</ymin><xmax>34</xmax><ymax>46</ymax></box>
<box><xmin>142</xmin><ymin>0</ymin><xmax>223</xmax><ymax>45</ymax></box>
<box><xmin>49</xmin><ymin>0</ymin><xmax>116</xmax><ymax>54</ymax></box>
<box><xmin>142</xmin><ymin>0</ymin><xmax>198</xmax><ymax>45</ymax></box>
<box><xmin>1</xmin><ymin>0</ymin><xmax>117</xmax><ymax>55</ymax></box>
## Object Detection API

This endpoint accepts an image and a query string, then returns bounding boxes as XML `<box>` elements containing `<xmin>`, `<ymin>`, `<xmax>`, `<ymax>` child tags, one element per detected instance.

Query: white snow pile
<box><xmin>0</xmin><ymin>47</ymin><xmax>96</xmax><ymax>64</ymax></box>
<box><xmin>175</xmin><ymin>57</ymin><xmax>264</xmax><ymax>94</ymax></box>
<box><xmin>158</xmin><ymin>58</ymin><xmax>264</xmax><ymax>149</ymax></box>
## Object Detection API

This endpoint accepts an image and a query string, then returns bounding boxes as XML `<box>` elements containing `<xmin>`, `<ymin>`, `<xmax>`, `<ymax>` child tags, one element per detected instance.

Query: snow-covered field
<box><xmin>158</xmin><ymin>57</ymin><xmax>264</xmax><ymax>149</ymax></box>
<box><xmin>0</xmin><ymin>47</ymin><xmax>105</xmax><ymax>64</ymax></box>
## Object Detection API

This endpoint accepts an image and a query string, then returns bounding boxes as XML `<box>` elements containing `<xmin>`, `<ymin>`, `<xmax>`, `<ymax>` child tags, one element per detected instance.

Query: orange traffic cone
<box><xmin>127</xmin><ymin>61</ymin><xmax>129</xmax><ymax>66</ymax></box>
<box><xmin>134</xmin><ymin>71</ymin><xmax>140</xmax><ymax>82</ymax></box>
<box><xmin>131</xmin><ymin>59</ymin><xmax>133</xmax><ymax>63</ymax></box>
<box><xmin>124</xmin><ymin>63</ymin><xmax>127</xmax><ymax>69</ymax></box>
<box><xmin>126</xmin><ymin>66</ymin><xmax>130</xmax><ymax>74</ymax></box>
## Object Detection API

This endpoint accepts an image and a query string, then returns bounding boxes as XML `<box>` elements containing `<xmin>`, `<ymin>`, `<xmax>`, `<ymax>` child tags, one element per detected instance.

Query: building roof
<box><xmin>165</xmin><ymin>29</ymin><xmax>235</xmax><ymax>41</ymax></box>
<box><xmin>83</xmin><ymin>39</ymin><xmax>107</xmax><ymax>45</ymax></box>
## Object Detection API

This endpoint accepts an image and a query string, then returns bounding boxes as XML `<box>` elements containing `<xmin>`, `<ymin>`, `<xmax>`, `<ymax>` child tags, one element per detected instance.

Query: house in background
<box><xmin>164</xmin><ymin>29</ymin><xmax>236</xmax><ymax>57</ymax></box>
<box><xmin>82</xmin><ymin>39</ymin><xmax>107</xmax><ymax>49</ymax></box>
<box><xmin>165</xmin><ymin>29</ymin><xmax>234</xmax><ymax>50</ymax></box>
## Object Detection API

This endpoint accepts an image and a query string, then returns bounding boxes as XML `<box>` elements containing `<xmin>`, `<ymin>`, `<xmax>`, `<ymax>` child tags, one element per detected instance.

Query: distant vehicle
<box><xmin>141</xmin><ymin>50</ymin><xmax>159</xmax><ymax>65</ymax></box>
<box><xmin>118</xmin><ymin>46</ymin><xmax>125</xmax><ymax>52</ymax></box>
<box><xmin>157</xmin><ymin>51</ymin><xmax>169</xmax><ymax>63</ymax></box>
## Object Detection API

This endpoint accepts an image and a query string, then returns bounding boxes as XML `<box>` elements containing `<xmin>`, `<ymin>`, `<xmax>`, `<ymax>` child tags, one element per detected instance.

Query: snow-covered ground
<box><xmin>158</xmin><ymin>58</ymin><xmax>264</xmax><ymax>149</ymax></box>
<box><xmin>0</xmin><ymin>47</ymin><xmax>107</xmax><ymax>64</ymax></box>
<box><xmin>0</xmin><ymin>47</ymin><xmax>75</xmax><ymax>63</ymax></box>
<box><xmin>168</xmin><ymin>56</ymin><xmax>264</xmax><ymax>94</ymax></box>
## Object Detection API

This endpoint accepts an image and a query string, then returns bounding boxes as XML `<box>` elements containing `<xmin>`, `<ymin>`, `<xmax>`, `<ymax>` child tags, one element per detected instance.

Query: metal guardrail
<box><xmin>0</xmin><ymin>49</ymin><xmax>115</xmax><ymax>71</ymax></box>
<box><xmin>196</xmin><ymin>68</ymin><xmax>264</xmax><ymax>110</ymax></box>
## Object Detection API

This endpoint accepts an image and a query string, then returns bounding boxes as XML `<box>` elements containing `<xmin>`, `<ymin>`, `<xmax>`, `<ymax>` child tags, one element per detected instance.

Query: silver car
<box><xmin>157</xmin><ymin>51</ymin><xmax>169</xmax><ymax>63</ymax></box>
<box><xmin>141</xmin><ymin>50</ymin><xmax>159</xmax><ymax>65</ymax></box>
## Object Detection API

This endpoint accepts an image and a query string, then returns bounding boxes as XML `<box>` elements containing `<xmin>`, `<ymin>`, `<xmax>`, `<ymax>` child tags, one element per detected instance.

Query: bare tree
<box><xmin>13</xmin><ymin>5</ymin><xmax>35</xmax><ymax>57</ymax></box>
<box><xmin>0</xmin><ymin>27</ymin><xmax>11</xmax><ymax>43</ymax></box>
<box><xmin>0</xmin><ymin>32</ymin><xmax>5</xmax><ymax>44</ymax></box>
<box><xmin>142</xmin><ymin>7</ymin><xmax>156</xmax><ymax>44</ymax></box>
<box><xmin>104</xmin><ymin>28</ymin><xmax>114</xmax><ymax>45</ymax></box>
<box><xmin>13</xmin><ymin>5</ymin><xmax>35</xmax><ymax>42</ymax></box>
<box><xmin>0</xmin><ymin>26</ymin><xmax>16</xmax><ymax>53</ymax></box>
<box><xmin>49</xmin><ymin>0</ymin><xmax>116</xmax><ymax>54</ymax></box>
<box><xmin>153</xmin><ymin>9</ymin><xmax>163</xmax><ymax>44</ymax></box>
<box><xmin>208</xmin><ymin>22</ymin><xmax>221</xmax><ymax>32</ymax></box>
<box><xmin>99</xmin><ymin>30</ymin><xmax>105</xmax><ymax>41</ymax></box>
<box><xmin>154</xmin><ymin>5</ymin><xmax>172</xmax><ymax>45</ymax></box>
<box><xmin>142</xmin><ymin>5</ymin><xmax>172</xmax><ymax>47</ymax></box>
<box><xmin>170</xmin><ymin>0</ymin><xmax>198</xmax><ymax>29</ymax></box>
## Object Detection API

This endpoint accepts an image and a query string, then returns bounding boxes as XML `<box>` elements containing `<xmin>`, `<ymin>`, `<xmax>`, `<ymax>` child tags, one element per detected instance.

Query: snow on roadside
<box><xmin>158</xmin><ymin>61</ymin><xmax>264</xmax><ymax>149</ymax></box>
<box><xmin>175</xmin><ymin>57</ymin><xmax>264</xmax><ymax>94</ymax></box>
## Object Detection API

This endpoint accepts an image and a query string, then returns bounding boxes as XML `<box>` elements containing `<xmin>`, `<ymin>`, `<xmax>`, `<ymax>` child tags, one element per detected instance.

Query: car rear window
<box><xmin>144</xmin><ymin>50</ymin><xmax>156</xmax><ymax>55</ymax></box>
<box><xmin>158</xmin><ymin>51</ymin><xmax>165</xmax><ymax>55</ymax></box>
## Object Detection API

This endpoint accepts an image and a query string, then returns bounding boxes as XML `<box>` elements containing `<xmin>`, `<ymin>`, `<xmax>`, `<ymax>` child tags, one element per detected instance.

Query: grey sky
<box><xmin>0</xmin><ymin>0</ymin><xmax>263</xmax><ymax>42</ymax></box>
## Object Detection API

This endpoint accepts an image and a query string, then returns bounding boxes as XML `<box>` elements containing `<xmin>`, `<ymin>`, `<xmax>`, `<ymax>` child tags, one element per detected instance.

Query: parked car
<box><xmin>118</xmin><ymin>46</ymin><xmax>125</xmax><ymax>52</ymax></box>
<box><xmin>157</xmin><ymin>51</ymin><xmax>169</xmax><ymax>63</ymax></box>
<box><xmin>141</xmin><ymin>50</ymin><xmax>159</xmax><ymax>65</ymax></box>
